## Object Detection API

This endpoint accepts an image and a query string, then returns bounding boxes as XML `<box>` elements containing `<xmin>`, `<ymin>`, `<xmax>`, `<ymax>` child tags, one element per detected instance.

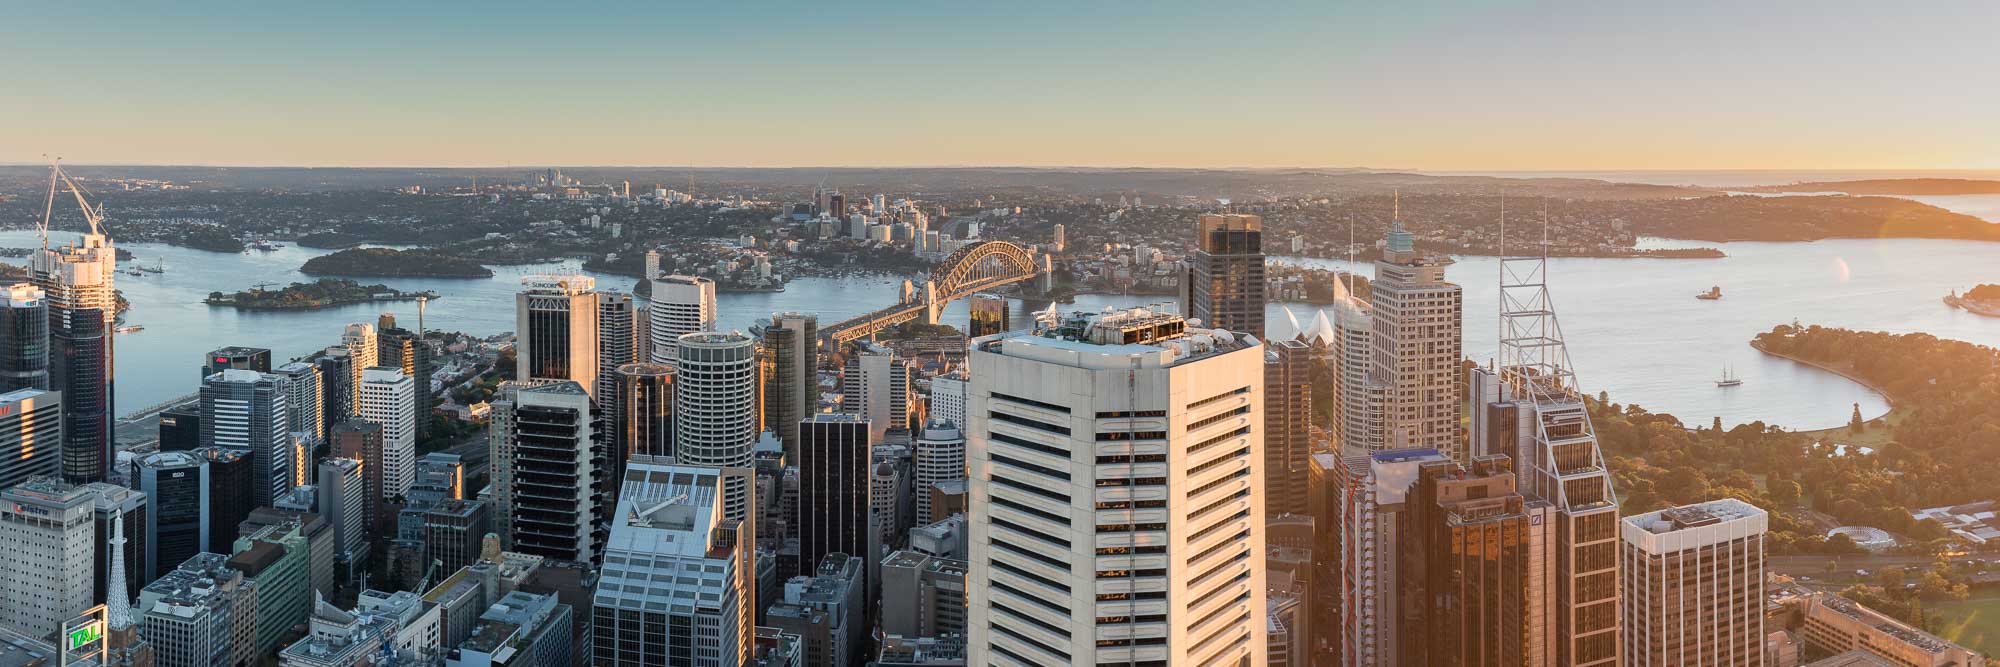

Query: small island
<box><xmin>1943</xmin><ymin>284</ymin><xmax>2000</xmax><ymax>318</ymax></box>
<box><xmin>207</xmin><ymin>278</ymin><xmax>439</xmax><ymax>310</ymax></box>
<box><xmin>300</xmin><ymin>248</ymin><xmax>493</xmax><ymax>278</ymax></box>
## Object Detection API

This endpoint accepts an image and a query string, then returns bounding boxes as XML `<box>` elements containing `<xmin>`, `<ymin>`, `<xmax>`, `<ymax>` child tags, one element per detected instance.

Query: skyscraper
<box><xmin>316</xmin><ymin>456</ymin><xmax>370</xmax><ymax>579</ymax></box>
<box><xmin>1330</xmin><ymin>286</ymin><xmax>1384</xmax><ymax>453</ymax></box>
<box><xmin>376</xmin><ymin>326</ymin><xmax>432</xmax><ymax>438</ymax></box>
<box><xmin>927</xmin><ymin>371</ymin><xmax>966</xmax><ymax>432</ymax></box>
<box><xmin>1188</xmin><ymin>212</ymin><xmax>1267</xmax><ymax>337</ymax></box>
<box><xmin>0</xmin><ymin>388</ymin><xmax>61</xmax><ymax>492</ymax></box>
<box><xmin>32</xmin><ymin>231</ymin><xmax>116</xmax><ymax>484</ymax></box>
<box><xmin>1370</xmin><ymin>213</ymin><xmax>1464</xmax><ymax>457</ymax></box>
<box><xmin>358</xmin><ymin>368</ymin><xmax>417</xmax><ymax>497</ymax></box>
<box><xmin>966</xmin><ymin>293</ymin><xmax>1009</xmax><ymax>338</ymax></box>
<box><xmin>1264</xmin><ymin>338</ymin><xmax>1312</xmax><ymax>518</ymax></box>
<box><xmin>202</xmin><ymin>346</ymin><xmax>272</xmax><ymax>379</ymax></box>
<box><xmin>1620</xmin><ymin>499</ymin><xmax>1767</xmax><ymax>666</ymax></box>
<box><xmin>1403</xmin><ymin>454</ymin><xmax>1554</xmax><ymax>665</ymax></box>
<box><xmin>596</xmin><ymin>289</ymin><xmax>640</xmax><ymax>403</ymax></box>
<box><xmin>517</xmin><ymin>275</ymin><xmax>602</xmax><ymax>397</ymax></box>
<box><xmin>797</xmin><ymin>414</ymin><xmax>871</xmax><ymax>584</ymax></box>
<box><xmin>966</xmin><ymin>306</ymin><xmax>1267</xmax><ymax>666</ymax></box>
<box><xmin>133</xmin><ymin>451</ymin><xmax>210</xmax><ymax>581</ymax></box>
<box><xmin>196</xmin><ymin>446</ymin><xmax>253</xmax><ymax>560</ymax></box>
<box><xmin>0</xmin><ymin>284</ymin><xmax>48</xmax><ymax>391</ymax></box>
<box><xmin>330</xmin><ymin>420</ymin><xmax>385</xmax><ymax>534</ymax></box>
<box><xmin>312</xmin><ymin>347</ymin><xmax>354</xmax><ymax>437</ymax></box>
<box><xmin>276</xmin><ymin>362</ymin><xmax>324</xmax><ymax>452</ymax></box>
<box><xmin>201</xmin><ymin>369</ymin><xmax>293</xmax><ymax>507</ymax></box>
<box><xmin>140</xmin><ymin>552</ymin><xmax>257</xmax><ymax>667</ymax></box>
<box><xmin>648</xmin><ymin>275</ymin><xmax>717</xmax><ymax>366</ymax></box>
<box><xmin>0</xmin><ymin>478</ymin><xmax>98</xmax><ymax>637</ymax></box>
<box><xmin>675</xmin><ymin>332</ymin><xmax>759</xmax><ymax>523</ymax></box>
<box><xmin>1333</xmin><ymin>448</ymin><xmax>1451</xmax><ymax>665</ymax></box>
<box><xmin>610</xmin><ymin>363</ymin><xmax>674</xmax><ymax>487</ymax></box>
<box><xmin>593</xmin><ymin>460</ymin><xmax>755</xmax><ymax>667</ymax></box>
<box><xmin>502</xmin><ymin>381</ymin><xmax>604</xmax><ymax>563</ymax></box>
<box><xmin>340</xmin><ymin>323</ymin><xmax>376</xmax><ymax>416</ymax></box>
<box><xmin>1489</xmin><ymin>248</ymin><xmax>1621</xmax><ymax>666</ymax></box>
<box><xmin>840</xmin><ymin>342</ymin><xmax>910</xmax><ymax>442</ymax></box>
<box><xmin>762</xmin><ymin>312</ymin><xmax>818</xmax><ymax>460</ymax></box>
<box><xmin>911</xmin><ymin>420</ymin><xmax>965</xmax><ymax>526</ymax></box>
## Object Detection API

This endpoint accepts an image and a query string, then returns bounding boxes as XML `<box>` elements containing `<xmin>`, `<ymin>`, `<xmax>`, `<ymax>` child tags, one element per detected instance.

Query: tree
<box><xmin>1770</xmin><ymin>480</ymin><xmax>1803</xmax><ymax>506</ymax></box>
<box><xmin>1712</xmin><ymin>416</ymin><xmax>1724</xmax><ymax>432</ymax></box>
<box><xmin>1850</xmin><ymin>402</ymin><xmax>1866</xmax><ymax>432</ymax></box>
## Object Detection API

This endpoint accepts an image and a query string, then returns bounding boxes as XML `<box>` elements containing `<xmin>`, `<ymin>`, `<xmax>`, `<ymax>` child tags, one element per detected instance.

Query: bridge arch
<box><xmin>821</xmin><ymin>240</ymin><xmax>1041</xmax><ymax>345</ymax></box>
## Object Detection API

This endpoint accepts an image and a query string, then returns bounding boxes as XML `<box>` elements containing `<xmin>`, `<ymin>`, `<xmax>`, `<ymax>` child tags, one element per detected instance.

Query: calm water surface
<box><xmin>10</xmin><ymin>230</ymin><xmax>1994</xmax><ymax>431</ymax></box>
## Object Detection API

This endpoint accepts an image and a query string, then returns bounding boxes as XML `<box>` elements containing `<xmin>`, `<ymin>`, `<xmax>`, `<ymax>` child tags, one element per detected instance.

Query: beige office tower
<box><xmin>1369</xmin><ymin>215</ymin><xmax>1463</xmax><ymax>458</ymax></box>
<box><xmin>515</xmin><ymin>275</ymin><xmax>601</xmax><ymax>397</ymax></box>
<box><xmin>966</xmin><ymin>307</ymin><xmax>1267</xmax><ymax>667</ymax></box>
<box><xmin>1620</xmin><ymin>499</ymin><xmax>1767</xmax><ymax>666</ymax></box>
<box><xmin>340</xmin><ymin>323</ymin><xmax>377</xmax><ymax>416</ymax></box>
<box><xmin>1479</xmin><ymin>251</ymin><xmax>1621</xmax><ymax>666</ymax></box>
<box><xmin>1323</xmin><ymin>276</ymin><xmax>1385</xmax><ymax>454</ymax></box>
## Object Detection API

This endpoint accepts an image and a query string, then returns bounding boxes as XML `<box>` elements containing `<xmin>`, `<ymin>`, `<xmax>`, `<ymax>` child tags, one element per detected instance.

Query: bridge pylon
<box><xmin>923</xmin><ymin>279</ymin><xmax>941</xmax><ymax>324</ymax></box>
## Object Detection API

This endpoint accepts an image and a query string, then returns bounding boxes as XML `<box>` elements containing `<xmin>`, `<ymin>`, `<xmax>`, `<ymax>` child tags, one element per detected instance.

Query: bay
<box><xmin>7</xmin><ymin>230</ymin><xmax>1994</xmax><ymax>432</ymax></box>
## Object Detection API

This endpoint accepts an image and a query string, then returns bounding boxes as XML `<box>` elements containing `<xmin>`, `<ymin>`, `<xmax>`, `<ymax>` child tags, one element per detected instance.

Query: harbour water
<box><xmin>12</xmin><ymin>229</ymin><xmax>1994</xmax><ymax>432</ymax></box>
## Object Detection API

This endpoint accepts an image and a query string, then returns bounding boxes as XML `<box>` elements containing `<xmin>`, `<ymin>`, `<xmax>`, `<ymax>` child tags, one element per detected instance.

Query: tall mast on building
<box><xmin>1496</xmin><ymin>200</ymin><xmax>1621</xmax><ymax>666</ymax></box>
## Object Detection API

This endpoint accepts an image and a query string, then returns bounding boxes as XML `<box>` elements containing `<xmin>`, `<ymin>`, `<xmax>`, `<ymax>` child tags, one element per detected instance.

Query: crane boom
<box><xmin>39</xmin><ymin>159</ymin><xmax>107</xmax><ymax>247</ymax></box>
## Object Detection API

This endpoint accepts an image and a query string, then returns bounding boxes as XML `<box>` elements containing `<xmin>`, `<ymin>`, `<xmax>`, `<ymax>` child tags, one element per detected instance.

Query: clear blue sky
<box><xmin>4</xmin><ymin>1</ymin><xmax>1995</xmax><ymax>169</ymax></box>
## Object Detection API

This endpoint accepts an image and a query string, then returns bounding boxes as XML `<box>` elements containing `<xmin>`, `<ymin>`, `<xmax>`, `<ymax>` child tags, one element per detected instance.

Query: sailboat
<box><xmin>1715</xmin><ymin>364</ymin><xmax>1743</xmax><ymax>388</ymax></box>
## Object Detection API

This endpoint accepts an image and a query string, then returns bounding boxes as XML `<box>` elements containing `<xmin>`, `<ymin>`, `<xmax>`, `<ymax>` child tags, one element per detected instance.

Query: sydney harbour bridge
<box><xmin>819</xmin><ymin>240</ymin><xmax>1049</xmax><ymax>345</ymax></box>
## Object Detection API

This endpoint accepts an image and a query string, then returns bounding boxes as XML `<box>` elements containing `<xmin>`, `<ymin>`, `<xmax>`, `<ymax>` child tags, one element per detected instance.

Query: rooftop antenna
<box><xmin>1345</xmin><ymin>212</ymin><xmax>1357</xmax><ymax>299</ymax></box>
<box><xmin>1497</xmin><ymin>192</ymin><xmax>1506</xmax><ymax>371</ymax></box>
<box><xmin>1392</xmin><ymin>189</ymin><xmax>1400</xmax><ymax>224</ymax></box>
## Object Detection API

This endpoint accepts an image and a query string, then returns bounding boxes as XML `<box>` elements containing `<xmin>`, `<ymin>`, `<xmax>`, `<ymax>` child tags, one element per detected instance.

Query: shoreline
<box><xmin>1750</xmin><ymin>339</ymin><xmax>1898</xmax><ymax>436</ymax></box>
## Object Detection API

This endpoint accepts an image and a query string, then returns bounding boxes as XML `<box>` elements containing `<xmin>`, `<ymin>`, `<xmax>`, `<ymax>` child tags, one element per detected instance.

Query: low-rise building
<box><xmin>1797</xmin><ymin>592</ymin><xmax>1985</xmax><ymax>667</ymax></box>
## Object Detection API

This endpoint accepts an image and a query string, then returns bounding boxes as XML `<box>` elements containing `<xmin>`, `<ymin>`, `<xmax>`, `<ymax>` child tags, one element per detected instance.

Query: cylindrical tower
<box><xmin>674</xmin><ymin>332</ymin><xmax>757</xmax><ymax>521</ymax></box>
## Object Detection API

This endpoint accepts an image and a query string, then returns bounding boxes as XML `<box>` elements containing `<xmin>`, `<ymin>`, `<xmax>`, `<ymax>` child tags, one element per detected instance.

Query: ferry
<box><xmin>115</xmin><ymin>325</ymin><xmax>144</xmax><ymax>334</ymax></box>
<box><xmin>1715</xmin><ymin>365</ymin><xmax>1743</xmax><ymax>388</ymax></box>
<box><xmin>1696</xmin><ymin>285</ymin><xmax>1723</xmax><ymax>300</ymax></box>
<box><xmin>250</xmin><ymin>240</ymin><xmax>283</xmax><ymax>251</ymax></box>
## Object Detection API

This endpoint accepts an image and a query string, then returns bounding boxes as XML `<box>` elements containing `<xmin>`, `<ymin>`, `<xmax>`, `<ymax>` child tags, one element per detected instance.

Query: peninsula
<box><xmin>300</xmin><ymin>248</ymin><xmax>493</xmax><ymax>278</ymax></box>
<box><xmin>1739</xmin><ymin>178</ymin><xmax>2000</xmax><ymax>195</ymax></box>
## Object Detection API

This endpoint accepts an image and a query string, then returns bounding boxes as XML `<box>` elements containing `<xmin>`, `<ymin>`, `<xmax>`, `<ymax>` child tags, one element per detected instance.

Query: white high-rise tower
<box><xmin>966</xmin><ymin>306</ymin><xmax>1267</xmax><ymax>666</ymax></box>
<box><xmin>649</xmin><ymin>275</ymin><xmax>717</xmax><ymax>366</ymax></box>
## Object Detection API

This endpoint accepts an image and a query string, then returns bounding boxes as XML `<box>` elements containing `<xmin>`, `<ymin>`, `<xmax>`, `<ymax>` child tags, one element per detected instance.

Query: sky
<box><xmin>3</xmin><ymin>1</ymin><xmax>1996</xmax><ymax>170</ymax></box>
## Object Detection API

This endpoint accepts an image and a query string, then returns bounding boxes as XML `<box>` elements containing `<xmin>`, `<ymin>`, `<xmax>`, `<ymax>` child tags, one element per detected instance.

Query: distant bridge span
<box><xmin>820</xmin><ymin>241</ymin><xmax>1044</xmax><ymax>345</ymax></box>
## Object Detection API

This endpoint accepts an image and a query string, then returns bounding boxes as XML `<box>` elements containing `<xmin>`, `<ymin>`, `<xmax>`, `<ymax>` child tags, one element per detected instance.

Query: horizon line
<box><xmin>2</xmin><ymin>161</ymin><xmax>1998</xmax><ymax>174</ymax></box>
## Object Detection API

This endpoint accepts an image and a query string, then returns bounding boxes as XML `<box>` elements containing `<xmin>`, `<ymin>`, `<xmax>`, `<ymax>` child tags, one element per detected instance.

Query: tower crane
<box><xmin>40</xmin><ymin>158</ymin><xmax>107</xmax><ymax>248</ymax></box>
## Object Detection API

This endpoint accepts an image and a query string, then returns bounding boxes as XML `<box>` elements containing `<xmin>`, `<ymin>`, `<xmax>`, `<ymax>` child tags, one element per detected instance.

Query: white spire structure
<box><xmin>106</xmin><ymin>507</ymin><xmax>134</xmax><ymax>629</ymax></box>
<box><xmin>1281</xmin><ymin>307</ymin><xmax>1303</xmax><ymax>338</ymax></box>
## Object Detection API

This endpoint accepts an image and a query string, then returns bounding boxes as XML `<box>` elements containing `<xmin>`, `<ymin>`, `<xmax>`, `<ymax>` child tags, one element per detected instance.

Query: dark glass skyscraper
<box><xmin>596</xmin><ymin>290</ymin><xmax>638</xmax><ymax>403</ymax></box>
<box><xmin>0</xmin><ymin>388</ymin><xmax>61</xmax><ymax>492</ymax></box>
<box><xmin>34</xmin><ymin>232</ymin><xmax>117</xmax><ymax>484</ymax></box>
<box><xmin>1187</xmin><ymin>212</ymin><xmax>1266</xmax><ymax>337</ymax></box>
<box><xmin>201</xmin><ymin>346</ymin><xmax>272</xmax><ymax>380</ymax></box>
<box><xmin>966</xmin><ymin>293</ymin><xmax>1009</xmax><ymax>338</ymax></box>
<box><xmin>797</xmin><ymin>414</ymin><xmax>871</xmax><ymax>579</ymax></box>
<box><xmin>611</xmin><ymin>363</ymin><xmax>674</xmax><ymax>489</ymax></box>
<box><xmin>1264</xmin><ymin>338</ymin><xmax>1312</xmax><ymax>517</ymax></box>
<box><xmin>133</xmin><ymin>451</ymin><xmax>209</xmax><ymax>580</ymax></box>
<box><xmin>195</xmin><ymin>446</ymin><xmax>253</xmax><ymax>553</ymax></box>
<box><xmin>0</xmin><ymin>284</ymin><xmax>49</xmax><ymax>392</ymax></box>
<box><xmin>761</xmin><ymin>312</ymin><xmax>817</xmax><ymax>460</ymax></box>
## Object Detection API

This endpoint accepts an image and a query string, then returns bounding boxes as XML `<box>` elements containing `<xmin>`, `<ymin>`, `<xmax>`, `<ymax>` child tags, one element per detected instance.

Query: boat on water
<box><xmin>115</xmin><ymin>325</ymin><xmax>144</xmax><ymax>334</ymax></box>
<box><xmin>250</xmin><ymin>240</ymin><xmax>283</xmax><ymax>251</ymax></box>
<box><xmin>1716</xmin><ymin>364</ymin><xmax>1743</xmax><ymax>387</ymax></box>
<box><xmin>138</xmin><ymin>257</ymin><xmax>165</xmax><ymax>274</ymax></box>
<box><xmin>1696</xmin><ymin>285</ymin><xmax>1723</xmax><ymax>300</ymax></box>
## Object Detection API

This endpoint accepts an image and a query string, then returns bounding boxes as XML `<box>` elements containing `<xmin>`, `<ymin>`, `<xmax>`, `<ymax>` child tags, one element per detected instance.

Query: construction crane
<box><xmin>39</xmin><ymin>158</ymin><xmax>107</xmax><ymax>249</ymax></box>
<box><xmin>416</xmin><ymin>558</ymin><xmax>444</xmax><ymax>592</ymax></box>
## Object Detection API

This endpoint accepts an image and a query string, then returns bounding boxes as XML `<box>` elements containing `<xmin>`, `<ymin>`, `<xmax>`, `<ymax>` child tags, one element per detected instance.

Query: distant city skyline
<box><xmin>4</xmin><ymin>2</ymin><xmax>1996</xmax><ymax>170</ymax></box>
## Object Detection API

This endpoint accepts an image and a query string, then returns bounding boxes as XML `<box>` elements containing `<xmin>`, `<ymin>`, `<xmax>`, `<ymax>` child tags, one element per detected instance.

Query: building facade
<box><xmin>201</xmin><ymin>369</ymin><xmax>294</xmax><ymax>507</ymax></box>
<box><xmin>675</xmin><ymin>332</ymin><xmax>759</xmax><ymax>523</ymax></box>
<box><xmin>647</xmin><ymin>275</ymin><xmax>717</xmax><ymax>367</ymax></box>
<box><xmin>966</xmin><ymin>307</ymin><xmax>1268</xmax><ymax>666</ymax></box>
<box><xmin>592</xmin><ymin>461</ymin><xmax>755</xmax><ymax>667</ymax></box>
<box><xmin>1620</xmin><ymin>499</ymin><xmax>1767</xmax><ymax>666</ymax></box>
<box><xmin>1187</xmin><ymin>212</ymin><xmax>1267</xmax><ymax>337</ymax></box>
<box><xmin>31</xmin><ymin>232</ymin><xmax>116</xmax><ymax>484</ymax></box>
<box><xmin>358</xmin><ymin>368</ymin><xmax>417</xmax><ymax>497</ymax></box>
<box><xmin>0</xmin><ymin>284</ymin><xmax>48</xmax><ymax>392</ymax></box>
<box><xmin>516</xmin><ymin>275</ymin><xmax>601</xmax><ymax>398</ymax></box>
<box><xmin>0</xmin><ymin>388</ymin><xmax>61</xmax><ymax>492</ymax></box>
